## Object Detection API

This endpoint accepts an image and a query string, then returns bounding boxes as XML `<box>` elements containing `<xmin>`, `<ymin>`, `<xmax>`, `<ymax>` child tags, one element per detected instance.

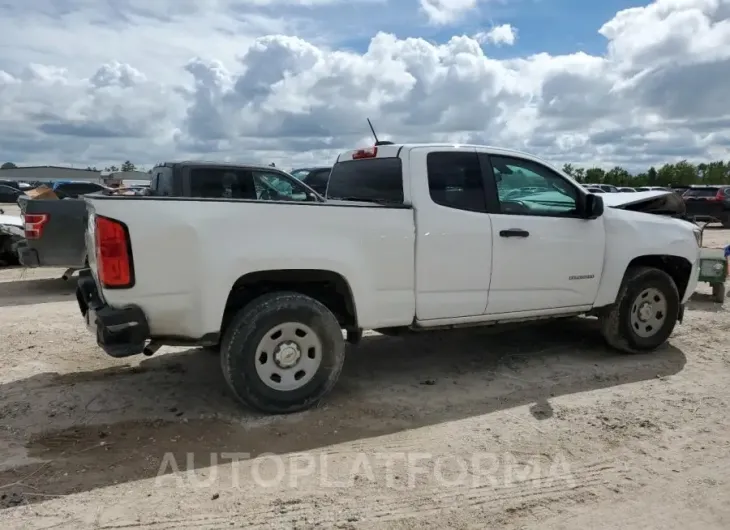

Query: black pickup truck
<box><xmin>16</xmin><ymin>162</ymin><xmax>321</xmax><ymax>277</ymax></box>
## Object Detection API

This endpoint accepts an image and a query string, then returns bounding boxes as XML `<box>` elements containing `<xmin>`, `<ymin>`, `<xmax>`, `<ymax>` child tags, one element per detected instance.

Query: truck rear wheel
<box><xmin>220</xmin><ymin>291</ymin><xmax>345</xmax><ymax>414</ymax></box>
<box><xmin>599</xmin><ymin>266</ymin><xmax>680</xmax><ymax>353</ymax></box>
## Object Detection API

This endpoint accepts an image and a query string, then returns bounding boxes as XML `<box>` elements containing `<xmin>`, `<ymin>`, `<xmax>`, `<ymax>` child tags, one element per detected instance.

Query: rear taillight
<box><xmin>711</xmin><ymin>188</ymin><xmax>726</xmax><ymax>202</ymax></box>
<box><xmin>24</xmin><ymin>213</ymin><xmax>49</xmax><ymax>239</ymax></box>
<box><xmin>95</xmin><ymin>215</ymin><xmax>134</xmax><ymax>288</ymax></box>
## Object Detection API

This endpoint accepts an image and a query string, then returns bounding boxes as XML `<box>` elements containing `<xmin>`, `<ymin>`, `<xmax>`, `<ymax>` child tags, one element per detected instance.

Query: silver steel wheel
<box><xmin>254</xmin><ymin>322</ymin><xmax>322</xmax><ymax>391</ymax></box>
<box><xmin>630</xmin><ymin>287</ymin><xmax>667</xmax><ymax>338</ymax></box>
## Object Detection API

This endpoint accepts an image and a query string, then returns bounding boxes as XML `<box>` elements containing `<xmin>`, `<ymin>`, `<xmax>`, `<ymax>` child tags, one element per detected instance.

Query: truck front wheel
<box><xmin>599</xmin><ymin>266</ymin><xmax>680</xmax><ymax>353</ymax></box>
<box><xmin>220</xmin><ymin>291</ymin><xmax>346</xmax><ymax>414</ymax></box>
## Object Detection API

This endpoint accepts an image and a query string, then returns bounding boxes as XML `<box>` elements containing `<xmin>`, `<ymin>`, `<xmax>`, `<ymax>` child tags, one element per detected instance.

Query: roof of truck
<box><xmin>156</xmin><ymin>161</ymin><xmax>284</xmax><ymax>171</ymax></box>
<box><xmin>336</xmin><ymin>143</ymin><xmax>555</xmax><ymax>165</ymax></box>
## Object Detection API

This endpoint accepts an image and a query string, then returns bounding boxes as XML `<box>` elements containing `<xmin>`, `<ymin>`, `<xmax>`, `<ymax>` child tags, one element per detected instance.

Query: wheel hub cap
<box><xmin>638</xmin><ymin>302</ymin><xmax>653</xmax><ymax>322</ymax></box>
<box><xmin>254</xmin><ymin>322</ymin><xmax>323</xmax><ymax>392</ymax></box>
<box><xmin>274</xmin><ymin>341</ymin><xmax>301</xmax><ymax>368</ymax></box>
<box><xmin>630</xmin><ymin>287</ymin><xmax>668</xmax><ymax>338</ymax></box>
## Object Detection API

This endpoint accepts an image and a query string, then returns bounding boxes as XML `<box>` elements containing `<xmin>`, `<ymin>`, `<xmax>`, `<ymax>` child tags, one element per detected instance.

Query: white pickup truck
<box><xmin>76</xmin><ymin>145</ymin><xmax>701</xmax><ymax>414</ymax></box>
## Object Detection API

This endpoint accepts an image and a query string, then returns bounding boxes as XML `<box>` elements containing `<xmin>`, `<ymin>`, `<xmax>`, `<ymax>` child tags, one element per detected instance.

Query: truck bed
<box><xmin>85</xmin><ymin>195</ymin><xmax>416</xmax><ymax>338</ymax></box>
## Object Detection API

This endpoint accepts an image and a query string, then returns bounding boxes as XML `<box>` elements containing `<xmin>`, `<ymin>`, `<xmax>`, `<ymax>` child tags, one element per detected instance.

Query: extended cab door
<box><xmin>481</xmin><ymin>153</ymin><xmax>605</xmax><ymax>314</ymax></box>
<box><xmin>410</xmin><ymin>147</ymin><xmax>496</xmax><ymax>320</ymax></box>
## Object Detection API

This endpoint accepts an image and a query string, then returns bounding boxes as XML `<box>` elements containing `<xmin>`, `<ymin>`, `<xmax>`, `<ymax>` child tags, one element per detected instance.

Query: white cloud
<box><xmin>0</xmin><ymin>0</ymin><xmax>729</xmax><ymax>171</ymax></box>
<box><xmin>420</xmin><ymin>0</ymin><xmax>480</xmax><ymax>25</ymax></box>
<box><xmin>475</xmin><ymin>24</ymin><xmax>517</xmax><ymax>46</ymax></box>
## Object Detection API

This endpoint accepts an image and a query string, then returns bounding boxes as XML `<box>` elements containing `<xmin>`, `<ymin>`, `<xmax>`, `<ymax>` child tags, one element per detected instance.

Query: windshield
<box><xmin>327</xmin><ymin>158</ymin><xmax>404</xmax><ymax>203</ymax></box>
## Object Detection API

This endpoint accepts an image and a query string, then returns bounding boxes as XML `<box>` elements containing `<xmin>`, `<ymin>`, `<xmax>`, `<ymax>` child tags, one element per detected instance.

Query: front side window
<box><xmin>491</xmin><ymin>156</ymin><xmax>579</xmax><ymax>216</ymax></box>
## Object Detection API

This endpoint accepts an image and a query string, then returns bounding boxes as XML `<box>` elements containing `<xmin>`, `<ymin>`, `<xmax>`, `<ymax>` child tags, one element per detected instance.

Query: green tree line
<box><xmin>562</xmin><ymin>160</ymin><xmax>730</xmax><ymax>187</ymax></box>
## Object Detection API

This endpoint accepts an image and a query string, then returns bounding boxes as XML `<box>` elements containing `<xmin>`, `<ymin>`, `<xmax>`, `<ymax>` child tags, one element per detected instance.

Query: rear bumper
<box><xmin>17</xmin><ymin>244</ymin><xmax>40</xmax><ymax>267</ymax></box>
<box><xmin>76</xmin><ymin>270</ymin><xmax>150</xmax><ymax>357</ymax></box>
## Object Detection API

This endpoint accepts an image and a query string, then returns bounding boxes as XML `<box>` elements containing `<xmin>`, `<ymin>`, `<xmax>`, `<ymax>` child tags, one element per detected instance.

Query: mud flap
<box><xmin>678</xmin><ymin>304</ymin><xmax>685</xmax><ymax>324</ymax></box>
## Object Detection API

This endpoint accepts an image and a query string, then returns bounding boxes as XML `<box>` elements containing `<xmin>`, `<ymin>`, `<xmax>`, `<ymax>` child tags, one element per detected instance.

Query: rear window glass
<box><xmin>326</xmin><ymin>158</ymin><xmax>403</xmax><ymax>204</ymax></box>
<box><xmin>684</xmin><ymin>187</ymin><xmax>720</xmax><ymax>197</ymax></box>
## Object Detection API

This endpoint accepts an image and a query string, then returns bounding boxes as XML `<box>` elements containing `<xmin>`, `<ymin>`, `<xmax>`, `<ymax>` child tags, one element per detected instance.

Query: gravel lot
<box><xmin>0</xmin><ymin>217</ymin><xmax>728</xmax><ymax>529</ymax></box>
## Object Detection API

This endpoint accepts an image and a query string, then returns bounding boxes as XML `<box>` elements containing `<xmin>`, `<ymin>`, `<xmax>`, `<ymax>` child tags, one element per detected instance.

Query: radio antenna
<box><xmin>367</xmin><ymin>118</ymin><xmax>394</xmax><ymax>146</ymax></box>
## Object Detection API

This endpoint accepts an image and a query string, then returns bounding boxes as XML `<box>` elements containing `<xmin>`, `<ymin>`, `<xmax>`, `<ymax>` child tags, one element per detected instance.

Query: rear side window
<box><xmin>189</xmin><ymin>168</ymin><xmax>257</xmax><ymax>199</ymax></box>
<box><xmin>327</xmin><ymin>158</ymin><xmax>403</xmax><ymax>203</ymax></box>
<box><xmin>427</xmin><ymin>152</ymin><xmax>486</xmax><ymax>213</ymax></box>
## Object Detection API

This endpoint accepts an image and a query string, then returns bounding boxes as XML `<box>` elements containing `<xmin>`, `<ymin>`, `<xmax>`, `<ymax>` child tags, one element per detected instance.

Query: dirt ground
<box><xmin>0</xmin><ymin>228</ymin><xmax>728</xmax><ymax>529</ymax></box>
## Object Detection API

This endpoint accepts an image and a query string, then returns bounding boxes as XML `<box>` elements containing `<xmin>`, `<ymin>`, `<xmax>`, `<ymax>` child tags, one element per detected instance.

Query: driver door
<box><xmin>483</xmin><ymin>153</ymin><xmax>605</xmax><ymax>315</ymax></box>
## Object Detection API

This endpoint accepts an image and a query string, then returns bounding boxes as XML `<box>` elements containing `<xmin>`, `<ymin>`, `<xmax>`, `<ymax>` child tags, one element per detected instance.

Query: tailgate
<box><xmin>19</xmin><ymin>197</ymin><xmax>89</xmax><ymax>267</ymax></box>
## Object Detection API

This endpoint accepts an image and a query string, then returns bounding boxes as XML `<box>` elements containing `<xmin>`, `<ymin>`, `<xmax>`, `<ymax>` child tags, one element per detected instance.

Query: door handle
<box><xmin>499</xmin><ymin>228</ymin><xmax>529</xmax><ymax>238</ymax></box>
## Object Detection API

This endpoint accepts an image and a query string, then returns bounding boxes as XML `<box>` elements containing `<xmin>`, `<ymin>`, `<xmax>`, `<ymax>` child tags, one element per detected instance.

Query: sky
<box><xmin>0</xmin><ymin>0</ymin><xmax>728</xmax><ymax>172</ymax></box>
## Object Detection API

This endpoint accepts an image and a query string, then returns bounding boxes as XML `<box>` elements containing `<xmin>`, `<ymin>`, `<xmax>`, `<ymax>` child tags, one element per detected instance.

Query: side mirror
<box><xmin>584</xmin><ymin>194</ymin><xmax>604</xmax><ymax>219</ymax></box>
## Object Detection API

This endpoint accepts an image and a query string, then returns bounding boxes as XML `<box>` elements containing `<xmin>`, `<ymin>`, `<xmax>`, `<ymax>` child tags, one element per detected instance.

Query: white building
<box><xmin>0</xmin><ymin>166</ymin><xmax>103</xmax><ymax>184</ymax></box>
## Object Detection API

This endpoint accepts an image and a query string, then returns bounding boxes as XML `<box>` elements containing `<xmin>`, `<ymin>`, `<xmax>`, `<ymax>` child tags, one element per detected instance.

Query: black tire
<box><xmin>599</xmin><ymin>266</ymin><xmax>680</xmax><ymax>353</ymax></box>
<box><xmin>722</xmin><ymin>217</ymin><xmax>730</xmax><ymax>229</ymax></box>
<box><xmin>712</xmin><ymin>283</ymin><xmax>726</xmax><ymax>304</ymax></box>
<box><xmin>220</xmin><ymin>291</ymin><xmax>345</xmax><ymax>414</ymax></box>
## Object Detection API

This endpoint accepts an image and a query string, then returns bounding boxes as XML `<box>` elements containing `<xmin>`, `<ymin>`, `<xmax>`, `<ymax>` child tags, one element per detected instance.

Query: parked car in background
<box><xmin>584</xmin><ymin>183</ymin><xmax>619</xmax><ymax>193</ymax></box>
<box><xmin>52</xmin><ymin>181</ymin><xmax>109</xmax><ymax>199</ymax></box>
<box><xmin>0</xmin><ymin>180</ymin><xmax>21</xmax><ymax>190</ymax></box>
<box><xmin>681</xmin><ymin>185</ymin><xmax>730</xmax><ymax>227</ymax></box>
<box><xmin>0</xmin><ymin>184</ymin><xmax>24</xmax><ymax>203</ymax></box>
<box><xmin>17</xmin><ymin>161</ymin><xmax>322</xmax><ymax>278</ymax></box>
<box><xmin>617</xmin><ymin>187</ymin><xmax>636</xmax><ymax>192</ymax></box>
<box><xmin>635</xmin><ymin>186</ymin><xmax>671</xmax><ymax>192</ymax></box>
<box><xmin>584</xmin><ymin>187</ymin><xmax>604</xmax><ymax>193</ymax></box>
<box><xmin>290</xmin><ymin>167</ymin><xmax>331</xmax><ymax>196</ymax></box>
<box><xmin>670</xmin><ymin>185</ymin><xmax>692</xmax><ymax>195</ymax></box>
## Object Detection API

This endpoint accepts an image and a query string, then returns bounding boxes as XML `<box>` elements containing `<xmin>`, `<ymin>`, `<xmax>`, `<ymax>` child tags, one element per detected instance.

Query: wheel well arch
<box><xmin>221</xmin><ymin>269</ymin><xmax>358</xmax><ymax>335</ymax></box>
<box><xmin>626</xmin><ymin>254</ymin><xmax>693</xmax><ymax>300</ymax></box>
